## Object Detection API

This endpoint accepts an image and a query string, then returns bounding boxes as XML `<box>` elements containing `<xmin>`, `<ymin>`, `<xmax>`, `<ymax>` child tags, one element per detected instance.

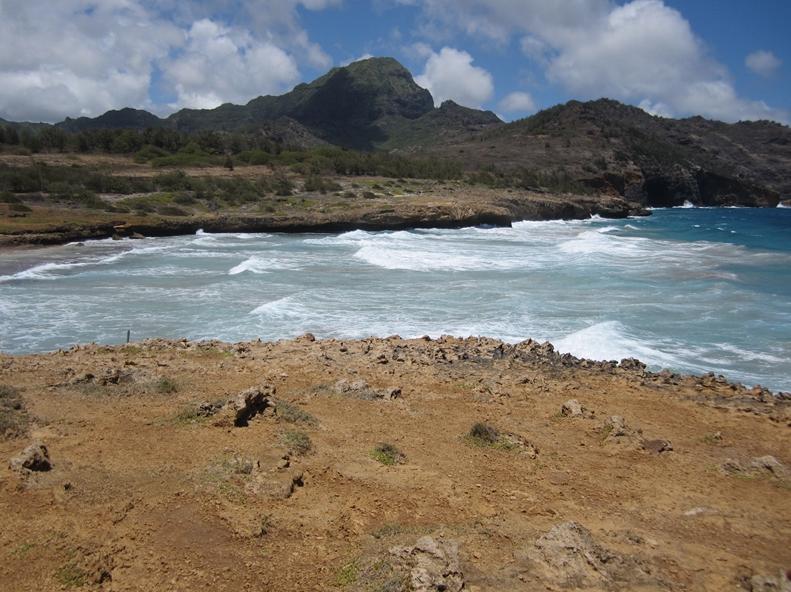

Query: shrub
<box><xmin>371</xmin><ymin>443</ymin><xmax>405</xmax><ymax>466</ymax></box>
<box><xmin>303</xmin><ymin>176</ymin><xmax>342</xmax><ymax>194</ymax></box>
<box><xmin>281</xmin><ymin>430</ymin><xmax>312</xmax><ymax>455</ymax></box>
<box><xmin>467</xmin><ymin>422</ymin><xmax>499</xmax><ymax>446</ymax></box>
<box><xmin>276</xmin><ymin>401</ymin><xmax>316</xmax><ymax>425</ymax></box>
<box><xmin>154</xmin><ymin>377</ymin><xmax>178</xmax><ymax>394</ymax></box>
<box><xmin>0</xmin><ymin>385</ymin><xmax>27</xmax><ymax>439</ymax></box>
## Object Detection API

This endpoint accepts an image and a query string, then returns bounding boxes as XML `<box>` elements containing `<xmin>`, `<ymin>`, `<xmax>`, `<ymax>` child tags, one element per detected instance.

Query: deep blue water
<box><xmin>1</xmin><ymin>207</ymin><xmax>790</xmax><ymax>391</ymax></box>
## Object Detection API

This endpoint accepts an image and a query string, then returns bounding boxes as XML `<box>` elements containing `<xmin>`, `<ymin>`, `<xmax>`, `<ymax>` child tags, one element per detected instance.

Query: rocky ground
<box><xmin>1</xmin><ymin>335</ymin><xmax>789</xmax><ymax>591</ymax></box>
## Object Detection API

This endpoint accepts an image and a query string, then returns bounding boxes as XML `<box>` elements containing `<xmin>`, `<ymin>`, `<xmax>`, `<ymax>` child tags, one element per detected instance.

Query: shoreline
<box><xmin>14</xmin><ymin>334</ymin><xmax>790</xmax><ymax>398</ymax></box>
<box><xmin>1</xmin><ymin>334</ymin><xmax>789</xmax><ymax>591</ymax></box>
<box><xmin>0</xmin><ymin>193</ymin><xmax>648</xmax><ymax>248</ymax></box>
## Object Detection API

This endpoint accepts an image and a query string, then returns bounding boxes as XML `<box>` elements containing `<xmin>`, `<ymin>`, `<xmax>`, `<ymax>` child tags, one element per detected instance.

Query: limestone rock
<box><xmin>10</xmin><ymin>442</ymin><xmax>52</xmax><ymax>473</ymax></box>
<box><xmin>389</xmin><ymin>536</ymin><xmax>464</xmax><ymax>592</ymax></box>
<box><xmin>334</xmin><ymin>379</ymin><xmax>400</xmax><ymax>401</ymax></box>
<box><xmin>232</xmin><ymin>384</ymin><xmax>274</xmax><ymax>427</ymax></box>
<box><xmin>520</xmin><ymin>522</ymin><xmax>655</xmax><ymax>589</ymax></box>
<box><xmin>561</xmin><ymin>399</ymin><xmax>593</xmax><ymax>419</ymax></box>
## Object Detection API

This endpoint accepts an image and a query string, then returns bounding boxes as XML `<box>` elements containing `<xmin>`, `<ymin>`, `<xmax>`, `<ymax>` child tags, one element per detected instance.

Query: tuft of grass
<box><xmin>467</xmin><ymin>422</ymin><xmax>500</xmax><ymax>446</ymax></box>
<box><xmin>54</xmin><ymin>564</ymin><xmax>89</xmax><ymax>588</ymax></box>
<box><xmin>0</xmin><ymin>384</ymin><xmax>28</xmax><ymax>439</ymax></box>
<box><xmin>371</xmin><ymin>442</ymin><xmax>405</xmax><ymax>466</ymax></box>
<box><xmin>154</xmin><ymin>376</ymin><xmax>178</xmax><ymax>394</ymax></box>
<box><xmin>276</xmin><ymin>401</ymin><xmax>317</xmax><ymax>425</ymax></box>
<box><xmin>336</xmin><ymin>561</ymin><xmax>359</xmax><ymax>586</ymax></box>
<box><xmin>281</xmin><ymin>430</ymin><xmax>312</xmax><ymax>456</ymax></box>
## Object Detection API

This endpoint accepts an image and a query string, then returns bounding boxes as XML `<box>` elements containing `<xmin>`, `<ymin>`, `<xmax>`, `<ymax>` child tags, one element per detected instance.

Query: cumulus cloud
<box><xmin>163</xmin><ymin>19</ymin><xmax>300</xmax><ymax>109</ymax></box>
<box><xmin>415</xmin><ymin>47</ymin><xmax>494</xmax><ymax>107</ymax></box>
<box><xmin>400</xmin><ymin>0</ymin><xmax>788</xmax><ymax>123</ymax></box>
<box><xmin>746</xmin><ymin>50</ymin><xmax>781</xmax><ymax>77</ymax></box>
<box><xmin>0</xmin><ymin>0</ymin><xmax>336</xmax><ymax>122</ymax></box>
<box><xmin>0</xmin><ymin>0</ymin><xmax>180</xmax><ymax>121</ymax></box>
<box><xmin>499</xmin><ymin>91</ymin><xmax>537</xmax><ymax>115</ymax></box>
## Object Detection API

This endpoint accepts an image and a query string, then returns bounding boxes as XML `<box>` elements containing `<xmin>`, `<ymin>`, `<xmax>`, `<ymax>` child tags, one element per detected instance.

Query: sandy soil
<box><xmin>1</xmin><ymin>336</ymin><xmax>789</xmax><ymax>591</ymax></box>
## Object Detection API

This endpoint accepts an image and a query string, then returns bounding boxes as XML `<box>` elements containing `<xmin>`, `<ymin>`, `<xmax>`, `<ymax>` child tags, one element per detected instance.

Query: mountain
<box><xmin>4</xmin><ymin>57</ymin><xmax>789</xmax><ymax>206</ymax></box>
<box><xmin>421</xmin><ymin>98</ymin><xmax>790</xmax><ymax>206</ymax></box>
<box><xmin>50</xmin><ymin>57</ymin><xmax>500</xmax><ymax>150</ymax></box>
<box><xmin>58</xmin><ymin>108</ymin><xmax>165</xmax><ymax>132</ymax></box>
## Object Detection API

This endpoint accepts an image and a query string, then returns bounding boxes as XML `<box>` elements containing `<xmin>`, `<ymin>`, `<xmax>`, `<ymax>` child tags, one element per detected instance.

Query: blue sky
<box><xmin>0</xmin><ymin>1</ymin><xmax>788</xmax><ymax>124</ymax></box>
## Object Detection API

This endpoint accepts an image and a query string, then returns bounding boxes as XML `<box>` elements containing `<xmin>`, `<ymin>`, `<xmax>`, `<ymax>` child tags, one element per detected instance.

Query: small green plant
<box><xmin>467</xmin><ymin>422</ymin><xmax>500</xmax><ymax>446</ymax></box>
<box><xmin>282</xmin><ymin>430</ymin><xmax>312</xmax><ymax>455</ymax></box>
<box><xmin>371</xmin><ymin>442</ymin><xmax>405</xmax><ymax>466</ymax></box>
<box><xmin>336</xmin><ymin>561</ymin><xmax>359</xmax><ymax>586</ymax></box>
<box><xmin>275</xmin><ymin>401</ymin><xmax>316</xmax><ymax>425</ymax></box>
<box><xmin>0</xmin><ymin>384</ymin><xmax>27</xmax><ymax>439</ymax></box>
<box><xmin>257</xmin><ymin>514</ymin><xmax>273</xmax><ymax>537</ymax></box>
<box><xmin>54</xmin><ymin>563</ymin><xmax>89</xmax><ymax>588</ymax></box>
<box><xmin>154</xmin><ymin>377</ymin><xmax>178</xmax><ymax>394</ymax></box>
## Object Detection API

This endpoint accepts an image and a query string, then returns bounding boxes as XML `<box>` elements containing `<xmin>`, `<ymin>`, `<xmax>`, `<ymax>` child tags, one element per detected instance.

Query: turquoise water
<box><xmin>1</xmin><ymin>207</ymin><xmax>790</xmax><ymax>391</ymax></box>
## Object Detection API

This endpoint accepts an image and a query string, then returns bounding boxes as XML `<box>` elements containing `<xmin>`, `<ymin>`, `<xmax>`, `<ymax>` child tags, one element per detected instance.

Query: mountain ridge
<box><xmin>2</xmin><ymin>57</ymin><xmax>789</xmax><ymax>205</ymax></box>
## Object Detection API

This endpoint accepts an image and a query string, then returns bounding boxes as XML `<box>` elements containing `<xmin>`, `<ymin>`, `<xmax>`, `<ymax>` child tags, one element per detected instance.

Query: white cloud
<box><xmin>341</xmin><ymin>53</ymin><xmax>374</xmax><ymax>66</ymax></box>
<box><xmin>0</xmin><ymin>0</ymin><xmax>180</xmax><ymax>121</ymax></box>
<box><xmin>401</xmin><ymin>0</ymin><xmax>788</xmax><ymax>123</ymax></box>
<box><xmin>163</xmin><ymin>19</ymin><xmax>300</xmax><ymax>109</ymax></box>
<box><xmin>746</xmin><ymin>50</ymin><xmax>781</xmax><ymax>77</ymax></box>
<box><xmin>0</xmin><ymin>0</ymin><xmax>336</xmax><ymax>122</ymax></box>
<box><xmin>415</xmin><ymin>47</ymin><xmax>494</xmax><ymax>108</ymax></box>
<box><xmin>499</xmin><ymin>91</ymin><xmax>537</xmax><ymax>115</ymax></box>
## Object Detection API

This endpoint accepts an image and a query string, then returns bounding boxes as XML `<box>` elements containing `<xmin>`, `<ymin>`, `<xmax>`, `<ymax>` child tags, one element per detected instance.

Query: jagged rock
<box><xmin>722</xmin><ymin>456</ymin><xmax>787</xmax><ymax>479</ymax></box>
<box><xmin>519</xmin><ymin>522</ymin><xmax>655</xmax><ymax>589</ymax></box>
<box><xmin>643</xmin><ymin>439</ymin><xmax>673</xmax><ymax>454</ymax></box>
<box><xmin>10</xmin><ymin>442</ymin><xmax>52</xmax><ymax>473</ymax></box>
<box><xmin>247</xmin><ymin>470</ymin><xmax>304</xmax><ymax>499</ymax></box>
<box><xmin>333</xmin><ymin>379</ymin><xmax>400</xmax><ymax>401</ymax></box>
<box><xmin>389</xmin><ymin>536</ymin><xmax>464</xmax><ymax>592</ymax></box>
<box><xmin>232</xmin><ymin>385</ymin><xmax>274</xmax><ymax>427</ymax></box>
<box><xmin>744</xmin><ymin>571</ymin><xmax>791</xmax><ymax>592</ymax></box>
<box><xmin>619</xmin><ymin>358</ymin><xmax>647</xmax><ymax>372</ymax></box>
<box><xmin>602</xmin><ymin>416</ymin><xmax>645</xmax><ymax>449</ymax></box>
<box><xmin>499</xmin><ymin>432</ymin><xmax>540</xmax><ymax>459</ymax></box>
<box><xmin>750</xmin><ymin>456</ymin><xmax>788</xmax><ymax>478</ymax></box>
<box><xmin>561</xmin><ymin>399</ymin><xmax>594</xmax><ymax>419</ymax></box>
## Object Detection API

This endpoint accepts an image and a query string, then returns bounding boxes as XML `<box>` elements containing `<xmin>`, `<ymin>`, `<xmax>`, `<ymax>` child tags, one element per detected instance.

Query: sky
<box><xmin>0</xmin><ymin>0</ymin><xmax>788</xmax><ymax>124</ymax></box>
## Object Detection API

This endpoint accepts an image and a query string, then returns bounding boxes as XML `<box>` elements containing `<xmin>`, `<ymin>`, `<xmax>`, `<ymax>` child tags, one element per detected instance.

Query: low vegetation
<box><xmin>371</xmin><ymin>442</ymin><xmax>406</xmax><ymax>466</ymax></box>
<box><xmin>0</xmin><ymin>384</ymin><xmax>28</xmax><ymax>439</ymax></box>
<box><xmin>281</xmin><ymin>430</ymin><xmax>312</xmax><ymax>456</ymax></box>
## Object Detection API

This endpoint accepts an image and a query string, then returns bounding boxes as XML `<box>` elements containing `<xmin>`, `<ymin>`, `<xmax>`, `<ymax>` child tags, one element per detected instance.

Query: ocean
<box><xmin>1</xmin><ymin>207</ymin><xmax>790</xmax><ymax>391</ymax></box>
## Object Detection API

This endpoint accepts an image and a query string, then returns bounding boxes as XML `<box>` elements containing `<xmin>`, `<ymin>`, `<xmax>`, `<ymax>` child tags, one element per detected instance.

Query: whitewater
<box><xmin>1</xmin><ymin>207</ymin><xmax>790</xmax><ymax>391</ymax></box>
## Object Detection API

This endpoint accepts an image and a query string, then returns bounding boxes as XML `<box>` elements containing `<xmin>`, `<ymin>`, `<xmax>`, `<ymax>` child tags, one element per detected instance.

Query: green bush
<box><xmin>371</xmin><ymin>443</ymin><xmax>405</xmax><ymax>466</ymax></box>
<box><xmin>281</xmin><ymin>430</ymin><xmax>312</xmax><ymax>455</ymax></box>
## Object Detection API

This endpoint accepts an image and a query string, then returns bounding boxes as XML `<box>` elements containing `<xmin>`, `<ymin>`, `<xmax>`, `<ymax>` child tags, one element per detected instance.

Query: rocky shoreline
<box><xmin>1</xmin><ymin>335</ymin><xmax>789</xmax><ymax>591</ymax></box>
<box><xmin>0</xmin><ymin>193</ymin><xmax>647</xmax><ymax>247</ymax></box>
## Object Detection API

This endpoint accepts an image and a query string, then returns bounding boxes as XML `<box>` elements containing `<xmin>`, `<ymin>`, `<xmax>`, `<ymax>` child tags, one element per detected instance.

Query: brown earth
<box><xmin>1</xmin><ymin>336</ymin><xmax>789</xmax><ymax>591</ymax></box>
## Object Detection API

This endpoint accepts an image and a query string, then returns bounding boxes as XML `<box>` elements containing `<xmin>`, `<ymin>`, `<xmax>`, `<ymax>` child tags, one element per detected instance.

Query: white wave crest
<box><xmin>552</xmin><ymin>321</ymin><xmax>682</xmax><ymax>368</ymax></box>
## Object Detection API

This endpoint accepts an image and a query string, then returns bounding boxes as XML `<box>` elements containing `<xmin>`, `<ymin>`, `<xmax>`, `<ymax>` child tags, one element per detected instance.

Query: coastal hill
<box><xmin>56</xmin><ymin>58</ymin><xmax>502</xmax><ymax>152</ymax></box>
<box><xmin>5</xmin><ymin>57</ymin><xmax>787</xmax><ymax>208</ymax></box>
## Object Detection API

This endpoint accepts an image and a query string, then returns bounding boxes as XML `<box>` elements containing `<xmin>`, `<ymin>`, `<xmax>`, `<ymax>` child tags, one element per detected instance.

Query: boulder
<box><xmin>10</xmin><ymin>442</ymin><xmax>52</xmax><ymax>473</ymax></box>
<box><xmin>643</xmin><ymin>439</ymin><xmax>673</xmax><ymax>454</ymax></box>
<box><xmin>389</xmin><ymin>536</ymin><xmax>464</xmax><ymax>592</ymax></box>
<box><xmin>561</xmin><ymin>399</ymin><xmax>593</xmax><ymax>419</ymax></box>
<box><xmin>232</xmin><ymin>385</ymin><xmax>274</xmax><ymax>427</ymax></box>
<box><xmin>333</xmin><ymin>379</ymin><xmax>400</xmax><ymax>401</ymax></box>
<box><xmin>519</xmin><ymin>522</ymin><xmax>655</xmax><ymax>589</ymax></box>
